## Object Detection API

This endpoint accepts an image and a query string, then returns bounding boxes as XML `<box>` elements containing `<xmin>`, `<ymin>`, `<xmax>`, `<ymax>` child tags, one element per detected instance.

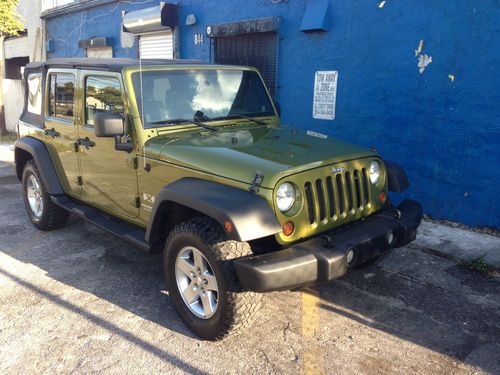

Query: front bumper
<box><xmin>234</xmin><ymin>199</ymin><xmax>423</xmax><ymax>292</ymax></box>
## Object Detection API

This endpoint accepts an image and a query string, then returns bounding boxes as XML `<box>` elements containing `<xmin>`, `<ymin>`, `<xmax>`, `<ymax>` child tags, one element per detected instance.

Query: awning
<box><xmin>206</xmin><ymin>16</ymin><xmax>282</xmax><ymax>38</ymax></box>
<box><xmin>122</xmin><ymin>3</ymin><xmax>178</xmax><ymax>34</ymax></box>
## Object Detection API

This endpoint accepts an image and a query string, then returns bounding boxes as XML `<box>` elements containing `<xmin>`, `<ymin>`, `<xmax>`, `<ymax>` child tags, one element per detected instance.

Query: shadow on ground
<box><xmin>1</xmin><ymin>160</ymin><xmax>499</xmax><ymax>373</ymax></box>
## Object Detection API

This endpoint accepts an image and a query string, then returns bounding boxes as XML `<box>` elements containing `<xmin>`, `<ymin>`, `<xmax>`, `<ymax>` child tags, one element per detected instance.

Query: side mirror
<box><xmin>274</xmin><ymin>101</ymin><xmax>281</xmax><ymax>117</ymax></box>
<box><xmin>94</xmin><ymin>112</ymin><xmax>124</xmax><ymax>137</ymax></box>
<box><xmin>94</xmin><ymin>112</ymin><xmax>132</xmax><ymax>153</ymax></box>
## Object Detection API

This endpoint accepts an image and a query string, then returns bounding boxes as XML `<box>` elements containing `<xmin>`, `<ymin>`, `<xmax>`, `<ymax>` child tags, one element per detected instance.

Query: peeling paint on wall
<box><xmin>378</xmin><ymin>1</ymin><xmax>386</xmax><ymax>8</ymax></box>
<box><xmin>418</xmin><ymin>54</ymin><xmax>432</xmax><ymax>73</ymax></box>
<box><xmin>415</xmin><ymin>40</ymin><xmax>424</xmax><ymax>56</ymax></box>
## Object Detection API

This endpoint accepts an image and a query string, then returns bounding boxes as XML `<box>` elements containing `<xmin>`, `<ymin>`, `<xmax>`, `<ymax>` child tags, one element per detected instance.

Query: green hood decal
<box><xmin>145</xmin><ymin>126</ymin><xmax>376</xmax><ymax>188</ymax></box>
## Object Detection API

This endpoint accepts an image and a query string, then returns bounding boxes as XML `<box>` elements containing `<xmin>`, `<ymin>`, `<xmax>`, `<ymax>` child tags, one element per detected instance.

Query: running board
<box><xmin>50</xmin><ymin>195</ymin><xmax>153</xmax><ymax>253</ymax></box>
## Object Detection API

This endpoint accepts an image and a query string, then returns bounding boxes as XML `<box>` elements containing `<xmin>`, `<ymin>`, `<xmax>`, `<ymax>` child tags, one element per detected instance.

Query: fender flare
<box><xmin>384</xmin><ymin>160</ymin><xmax>410</xmax><ymax>193</ymax></box>
<box><xmin>146</xmin><ymin>178</ymin><xmax>282</xmax><ymax>243</ymax></box>
<box><xmin>14</xmin><ymin>137</ymin><xmax>64</xmax><ymax>195</ymax></box>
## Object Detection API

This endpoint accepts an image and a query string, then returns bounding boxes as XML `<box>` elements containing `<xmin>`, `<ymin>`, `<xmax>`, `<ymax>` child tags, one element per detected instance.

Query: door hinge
<box><xmin>74</xmin><ymin>176</ymin><xmax>83</xmax><ymax>185</ymax></box>
<box><xmin>249</xmin><ymin>170</ymin><xmax>264</xmax><ymax>193</ymax></box>
<box><xmin>129</xmin><ymin>196</ymin><xmax>141</xmax><ymax>208</ymax></box>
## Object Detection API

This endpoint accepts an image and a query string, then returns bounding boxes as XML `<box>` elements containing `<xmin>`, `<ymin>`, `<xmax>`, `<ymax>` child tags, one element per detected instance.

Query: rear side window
<box><xmin>85</xmin><ymin>76</ymin><xmax>124</xmax><ymax>126</ymax></box>
<box><xmin>27</xmin><ymin>73</ymin><xmax>42</xmax><ymax>115</ymax></box>
<box><xmin>48</xmin><ymin>74</ymin><xmax>75</xmax><ymax>121</ymax></box>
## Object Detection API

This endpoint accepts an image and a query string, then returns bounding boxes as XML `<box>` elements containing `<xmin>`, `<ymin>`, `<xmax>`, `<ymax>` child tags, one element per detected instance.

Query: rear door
<box><xmin>44</xmin><ymin>69</ymin><xmax>81</xmax><ymax>196</ymax></box>
<box><xmin>77</xmin><ymin>70</ymin><xmax>139</xmax><ymax>219</ymax></box>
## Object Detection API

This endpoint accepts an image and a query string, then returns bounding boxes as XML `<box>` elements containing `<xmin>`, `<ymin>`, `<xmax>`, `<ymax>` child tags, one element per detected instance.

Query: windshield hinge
<box><xmin>249</xmin><ymin>170</ymin><xmax>264</xmax><ymax>193</ymax></box>
<box><xmin>127</xmin><ymin>156</ymin><xmax>139</xmax><ymax>169</ymax></box>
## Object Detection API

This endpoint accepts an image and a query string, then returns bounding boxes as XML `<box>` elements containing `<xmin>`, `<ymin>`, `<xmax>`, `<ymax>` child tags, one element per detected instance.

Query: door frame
<box><xmin>44</xmin><ymin>67</ymin><xmax>82</xmax><ymax>196</ymax></box>
<box><xmin>76</xmin><ymin>69</ymin><xmax>140</xmax><ymax>220</ymax></box>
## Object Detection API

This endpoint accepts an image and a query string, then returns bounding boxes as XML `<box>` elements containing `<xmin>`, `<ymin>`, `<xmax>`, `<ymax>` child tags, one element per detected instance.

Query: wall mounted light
<box><xmin>186</xmin><ymin>14</ymin><xmax>196</xmax><ymax>26</ymax></box>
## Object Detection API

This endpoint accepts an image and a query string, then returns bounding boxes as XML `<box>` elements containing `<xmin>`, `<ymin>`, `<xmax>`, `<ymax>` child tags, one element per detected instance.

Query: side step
<box><xmin>51</xmin><ymin>195</ymin><xmax>153</xmax><ymax>253</ymax></box>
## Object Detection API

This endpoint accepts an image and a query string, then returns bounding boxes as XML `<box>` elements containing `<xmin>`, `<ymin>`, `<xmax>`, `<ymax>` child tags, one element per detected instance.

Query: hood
<box><xmin>144</xmin><ymin>126</ymin><xmax>377</xmax><ymax>188</ymax></box>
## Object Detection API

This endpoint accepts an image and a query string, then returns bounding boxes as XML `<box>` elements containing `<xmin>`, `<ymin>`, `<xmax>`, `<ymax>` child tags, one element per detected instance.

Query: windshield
<box><xmin>132</xmin><ymin>69</ymin><xmax>275</xmax><ymax>128</ymax></box>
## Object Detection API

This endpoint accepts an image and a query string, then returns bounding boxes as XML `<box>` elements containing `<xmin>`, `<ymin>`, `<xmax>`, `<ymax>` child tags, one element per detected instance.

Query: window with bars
<box><xmin>213</xmin><ymin>32</ymin><xmax>278</xmax><ymax>99</ymax></box>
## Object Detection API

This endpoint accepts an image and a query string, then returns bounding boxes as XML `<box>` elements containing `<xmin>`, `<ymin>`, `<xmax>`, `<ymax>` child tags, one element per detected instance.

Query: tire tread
<box><xmin>165</xmin><ymin>216</ymin><xmax>262</xmax><ymax>340</ymax></box>
<box><xmin>23</xmin><ymin>160</ymin><xmax>69</xmax><ymax>231</ymax></box>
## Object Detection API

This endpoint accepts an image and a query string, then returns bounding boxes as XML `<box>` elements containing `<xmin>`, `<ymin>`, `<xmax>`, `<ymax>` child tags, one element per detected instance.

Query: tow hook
<box><xmin>393</xmin><ymin>209</ymin><xmax>402</xmax><ymax>219</ymax></box>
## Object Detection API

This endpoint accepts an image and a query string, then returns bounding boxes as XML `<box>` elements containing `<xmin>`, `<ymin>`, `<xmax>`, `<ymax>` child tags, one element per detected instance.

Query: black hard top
<box><xmin>25</xmin><ymin>58</ymin><xmax>210</xmax><ymax>72</ymax></box>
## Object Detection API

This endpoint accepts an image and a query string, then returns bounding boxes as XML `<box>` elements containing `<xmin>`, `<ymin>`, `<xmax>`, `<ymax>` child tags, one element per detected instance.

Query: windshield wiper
<box><xmin>211</xmin><ymin>114</ymin><xmax>269</xmax><ymax>126</ymax></box>
<box><xmin>234</xmin><ymin>114</ymin><xmax>269</xmax><ymax>125</ymax></box>
<box><xmin>150</xmin><ymin>118</ymin><xmax>218</xmax><ymax>131</ymax></box>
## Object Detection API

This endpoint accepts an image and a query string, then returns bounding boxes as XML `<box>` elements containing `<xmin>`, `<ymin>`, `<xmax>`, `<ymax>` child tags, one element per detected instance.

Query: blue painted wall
<box><xmin>46</xmin><ymin>0</ymin><xmax>500</xmax><ymax>228</ymax></box>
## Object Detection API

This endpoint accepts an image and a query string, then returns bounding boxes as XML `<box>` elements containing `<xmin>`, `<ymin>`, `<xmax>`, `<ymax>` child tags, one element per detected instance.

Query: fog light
<box><xmin>346</xmin><ymin>248</ymin><xmax>355</xmax><ymax>266</ymax></box>
<box><xmin>283</xmin><ymin>221</ymin><xmax>295</xmax><ymax>236</ymax></box>
<box><xmin>387</xmin><ymin>230</ymin><xmax>395</xmax><ymax>246</ymax></box>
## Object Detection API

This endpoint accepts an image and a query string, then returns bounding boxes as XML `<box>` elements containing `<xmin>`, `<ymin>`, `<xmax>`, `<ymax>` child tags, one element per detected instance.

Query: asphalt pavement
<box><xmin>0</xmin><ymin>155</ymin><xmax>499</xmax><ymax>374</ymax></box>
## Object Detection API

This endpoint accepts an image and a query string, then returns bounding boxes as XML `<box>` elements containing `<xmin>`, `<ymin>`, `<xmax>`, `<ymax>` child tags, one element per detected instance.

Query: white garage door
<box><xmin>4</xmin><ymin>36</ymin><xmax>30</xmax><ymax>59</ymax></box>
<box><xmin>139</xmin><ymin>31</ymin><xmax>173</xmax><ymax>59</ymax></box>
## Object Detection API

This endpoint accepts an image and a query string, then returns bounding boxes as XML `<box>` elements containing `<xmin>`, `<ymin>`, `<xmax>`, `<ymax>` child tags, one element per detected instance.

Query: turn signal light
<box><xmin>378</xmin><ymin>191</ymin><xmax>387</xmax><ymax>203</ymax></box>
<box><xmin>283</xmin><ymin>221</ymin><xmax>295</xmax><ymax>236</ymax></box>
<box><xmin>224</xmin><ymin>220</ymin><xmax>234</xmax><ymax>233</ymax></box>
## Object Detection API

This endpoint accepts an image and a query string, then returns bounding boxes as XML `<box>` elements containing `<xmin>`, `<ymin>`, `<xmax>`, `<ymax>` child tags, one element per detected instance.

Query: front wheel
<box><xmin>164</xmin><ymin>217</ymin><xmax>262</xmax><ymax>340</ymax></box>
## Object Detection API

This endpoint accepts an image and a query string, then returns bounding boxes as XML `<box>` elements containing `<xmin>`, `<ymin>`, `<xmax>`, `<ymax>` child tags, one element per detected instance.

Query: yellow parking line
<box><xmin>301</xmin><ymin>288</ymin><xmax>325</xmax><ymax>375</ymax></box>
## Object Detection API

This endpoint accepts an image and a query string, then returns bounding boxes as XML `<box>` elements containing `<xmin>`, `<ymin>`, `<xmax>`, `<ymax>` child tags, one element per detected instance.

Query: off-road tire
<box><xmin>22</xmin><ymin>160</ymin><xmax>69</xmax><ymax>230</ymax></box>
<box><xmin>164</xmin><ymin>216</ymin><xmax>262</xmax><ymax>340</ymax></box>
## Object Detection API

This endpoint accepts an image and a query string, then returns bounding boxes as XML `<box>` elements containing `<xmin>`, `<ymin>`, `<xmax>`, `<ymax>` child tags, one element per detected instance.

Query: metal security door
<box><xmin>214</xmin><ymin>32</ymin><xmax>278</xmax><ymax>99</ymax></box>
<box><xmin>139</xmin><ymin>31</ymin><xmax>174</xmax><ymax>59</ymax></box>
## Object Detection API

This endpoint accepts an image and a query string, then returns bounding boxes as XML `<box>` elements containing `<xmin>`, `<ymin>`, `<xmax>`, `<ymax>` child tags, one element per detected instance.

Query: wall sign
<box><xmin>313</xmin><ymin>70</ymin><xmax>338</xmax><ymax>120</ymax></box>
<box><xmin>194</xmin><ymin>33</ymin><xmax>204</xmax><ymax>45</ymax></box>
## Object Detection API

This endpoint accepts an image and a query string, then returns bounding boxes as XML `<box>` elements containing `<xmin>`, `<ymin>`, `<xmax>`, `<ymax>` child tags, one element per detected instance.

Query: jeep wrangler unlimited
<box><xmin>15</xmin><ymin>58</ymin><xmax>422</xmax><ymax>340</ymax></box>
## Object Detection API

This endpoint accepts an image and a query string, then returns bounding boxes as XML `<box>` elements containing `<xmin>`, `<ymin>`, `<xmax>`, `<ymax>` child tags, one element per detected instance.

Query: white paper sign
<box><xmin>313</xmin><ymin>71</ymin><xmax>338</xmax><ymax>120</ymax></box>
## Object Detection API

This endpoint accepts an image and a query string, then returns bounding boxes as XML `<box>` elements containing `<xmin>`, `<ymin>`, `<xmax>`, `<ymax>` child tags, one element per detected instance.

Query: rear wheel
<box><xmin>22</xmin><ymin>160</ymin><xmax>69</xmax><ymax>230</ymax></box>
<box><xmin>164</xmin><ymin>217</ymin><xmax>262</xmax><ymax>340</ymax></box>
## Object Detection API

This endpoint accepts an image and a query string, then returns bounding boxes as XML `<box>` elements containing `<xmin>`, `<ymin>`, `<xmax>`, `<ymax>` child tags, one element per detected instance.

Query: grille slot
<box><xmin>326</xmin><ymin>176</ymin><xmax>335</xmax><ymax>218</ymax></box>
<box><xmin>315</xmin><ymin>179</ymin><xmax>326</xmax><ymax>221</ymax></box>
<box><xmin>303</xmin><ymin>167</ymin><xmax>371</xmax><ymax>225</ymax></box>
<box><xmin>345</xmin><ymin>171</ymin><xmax>354</xmax><ymax>212</ymax></box>
<box><xmin>335</xmin><ymin>174</ymin><xmax>345</xmax><ymax>214</ymax></box>
<box><xmin>304</xmin><ymin>182</ymin><xmax>315</xmax><ymax>224</ymax></box>
<box><xmin>354</xmin><ymin>170</ymin><xmax>362</xmax><ymax>208</ymax></box>
<box><xmin>362</xmin><ymin>168</ymin><xmax>370</xmax><ymax>205</ymax></box>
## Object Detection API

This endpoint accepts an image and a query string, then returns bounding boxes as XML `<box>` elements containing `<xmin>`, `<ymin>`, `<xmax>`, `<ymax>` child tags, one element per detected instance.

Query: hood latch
<box><xmin>249</xmin><ymin>170</ymin><xmax>264</xmax><ymax>193</ymax></box>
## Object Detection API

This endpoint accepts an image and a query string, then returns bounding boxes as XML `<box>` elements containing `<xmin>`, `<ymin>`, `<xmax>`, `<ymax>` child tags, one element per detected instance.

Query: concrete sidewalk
<box><xmin>416</xmin><ymin>220</ymin><xmax>500</xmax><ymax>269</ymax></box>
<box><xmin>0</xmin><ymin>141</ymin><xmax>498</xmax><ymax>269</ymax></box>
<box><xmin>0</xmin><ymin>143</ymin><xmax>14</xmax><ymax>164</ymax></box>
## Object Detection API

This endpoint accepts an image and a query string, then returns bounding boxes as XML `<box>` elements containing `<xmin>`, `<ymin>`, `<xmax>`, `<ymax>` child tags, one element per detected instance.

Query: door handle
<box><xmin>43</xmin><ymin>128</ymin><xmax>60</xmax><ymax>138</ymax></box>
<box><xmin>75</xmin><ymin>137</ymin><xmax>96</xmax><ymax>150</ymax></box>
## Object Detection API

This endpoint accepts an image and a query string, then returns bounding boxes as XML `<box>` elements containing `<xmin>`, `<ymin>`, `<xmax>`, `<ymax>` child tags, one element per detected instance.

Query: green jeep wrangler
<box><xmin>15</xmin><ymin>58</ymin><xmax>422</xmax><ymax>340</ymax></box>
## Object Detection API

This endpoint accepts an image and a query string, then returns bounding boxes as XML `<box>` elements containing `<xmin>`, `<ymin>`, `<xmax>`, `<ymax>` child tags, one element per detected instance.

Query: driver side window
<box><xmin>85</xmin><ymin>76</ymin><xmax>124</xmax><ymax>127</ymax></box>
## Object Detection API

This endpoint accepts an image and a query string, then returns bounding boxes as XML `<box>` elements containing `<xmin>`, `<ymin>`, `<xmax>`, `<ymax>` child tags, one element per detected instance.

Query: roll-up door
<box><xmin>139</xmin><ymin>31</ymin><xmax>173</xmax><ymax>59</ymax></box>
<box><xmin>4</xmin><ymin>36</ymin><xmax>30</xmax><ymax>59</ymax></box>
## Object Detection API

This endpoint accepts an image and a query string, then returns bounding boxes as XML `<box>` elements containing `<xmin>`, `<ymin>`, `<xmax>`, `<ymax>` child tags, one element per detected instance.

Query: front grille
<box><xmin>304</xmin><ymin>168</ymin><xmax>371</xmax><ymax>224</ymax></box>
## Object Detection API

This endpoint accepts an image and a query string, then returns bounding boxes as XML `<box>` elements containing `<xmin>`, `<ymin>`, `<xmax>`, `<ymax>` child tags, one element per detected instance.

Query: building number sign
<box><xmin>313</xmin><ymin>71</ymin><xmax>338</xmax><ymax>120</ymax></box>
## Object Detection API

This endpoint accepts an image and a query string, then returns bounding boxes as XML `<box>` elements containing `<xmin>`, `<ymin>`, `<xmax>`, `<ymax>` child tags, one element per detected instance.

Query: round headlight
<box><xmin>369</xmin><ymin>161</ymin><xmax>381</xmax><ymax>184</ymax></box>
<box><xmin>276</xmin><ymin>182</ymin><xmax>295</xmax><ymax>212</ymax></box>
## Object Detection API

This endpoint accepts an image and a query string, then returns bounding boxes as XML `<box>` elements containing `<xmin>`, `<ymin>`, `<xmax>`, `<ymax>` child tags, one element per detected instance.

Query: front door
<box><xmin>44</xmin><ymin>69</ymin><xmax>81</xmax><ymax>196</ymax></box>
<box><xmin>77</xmin><ymin>71</ymin><xmax>139</xmax><ymax>219</ymax></box>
